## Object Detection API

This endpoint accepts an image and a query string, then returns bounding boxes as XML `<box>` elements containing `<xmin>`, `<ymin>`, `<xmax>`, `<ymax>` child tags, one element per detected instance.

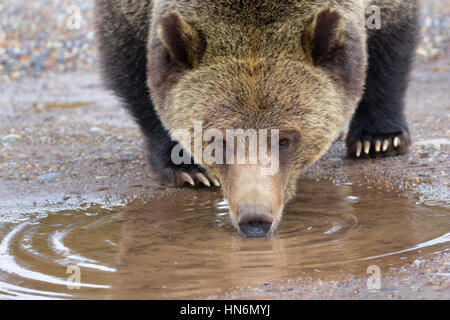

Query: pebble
<box><xmin>89</xmin><ymin>127</ymin><xmax>103</xmax><ymax>133</ymax></box>
<box><xmin>37</xmin><ymin>172</ymin><xmax>62</xmax><ymax>182</ymax></box>
<box><xmin>1</xmin><ymin>134</ymin><xmax>21</xmax><ymax>143</ymax></box>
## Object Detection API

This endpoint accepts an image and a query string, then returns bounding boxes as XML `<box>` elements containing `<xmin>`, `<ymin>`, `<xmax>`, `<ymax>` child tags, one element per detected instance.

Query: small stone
<box><xmin>37</xmin><ymin>172</ymin><xmax>61</xmax><ymax>183</ymax></box>
<box><xmin>10</xmin><ymin>71</ymin><xmax>21</xmax><ymax>79</ymax></box>
<box><xmin>90</xmin><ymin>127</ymin><xmax>103</xmax><ymax>133</ymax></box>
<box><xmin>416</xmin><ymin>47</ymin><xmax>429</xmax><ymax>57</ymax></box>
<box><xmin>1</xmin><ymin>134</ymin><xmax>21</xmax><ymax>143</ymax></box>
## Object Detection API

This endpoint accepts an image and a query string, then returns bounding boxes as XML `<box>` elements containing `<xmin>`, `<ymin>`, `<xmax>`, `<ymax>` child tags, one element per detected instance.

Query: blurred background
<box><xmin>0</xmin><ymin>0</ymin><xmax>449</xmax><ymax>84</ymax></box>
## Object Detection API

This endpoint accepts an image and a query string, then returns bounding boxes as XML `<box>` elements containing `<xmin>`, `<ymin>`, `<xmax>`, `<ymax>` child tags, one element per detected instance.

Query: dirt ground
<box><xmin>0</xmin><ymin>1</ymin><xmax>449</xmax><ymax>299</ymax></box>
<box><xmin>0</xmin><ymin>59</ymin><xmax>448</xmax><ymax>300</ymax></box>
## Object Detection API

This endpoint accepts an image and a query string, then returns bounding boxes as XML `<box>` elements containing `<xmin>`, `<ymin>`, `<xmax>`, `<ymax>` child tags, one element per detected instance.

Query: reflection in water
<box><xmin>0</xmin><ymin>180</ymin><xmax>448</xmax><ymax>299</ymax></box>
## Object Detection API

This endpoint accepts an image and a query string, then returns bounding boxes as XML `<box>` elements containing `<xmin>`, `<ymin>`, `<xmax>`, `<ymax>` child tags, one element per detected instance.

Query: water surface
<box><xmin>0</xmin><ymin>180</ymin><xmax>448</xmax><ymax>299</ymax></box>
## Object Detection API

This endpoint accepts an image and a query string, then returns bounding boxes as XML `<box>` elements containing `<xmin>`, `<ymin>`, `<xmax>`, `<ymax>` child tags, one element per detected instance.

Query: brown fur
<box><xmin>96</xmin><ymin>0</ymin><xmax>419</xmax><ymax>235</ymax></box>
<box><xmin>145</xmin><ymin>1</ymin><xmax>368</xmax><ymax>230</ymax></box>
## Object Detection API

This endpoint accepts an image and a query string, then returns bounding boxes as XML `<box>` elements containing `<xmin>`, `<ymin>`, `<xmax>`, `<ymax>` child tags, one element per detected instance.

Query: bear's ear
<box><xmin>304</xmin><ymin>8</ymin><xmax>345</xmax><ymax>65</ymax></box>
<box><xmin>157</xmin><ymin>12</ymin><xmax>205</xmax><ymax>69</ymax></box>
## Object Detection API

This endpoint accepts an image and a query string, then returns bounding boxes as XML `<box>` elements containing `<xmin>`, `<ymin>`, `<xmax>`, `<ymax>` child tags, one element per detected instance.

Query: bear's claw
<box><xmin>180</xmin><ymin>172</ymin><xmax>195</xmax><ymax>186</ymax></box>
<box><xmin>206</xmin><ymin>173</ymin><xmax>221</xmax><ymax>187</ymax></box>
<box><xmin>354</xmin><ymin>136</ymin><xmax>400</xmax><ymax>157</ymax></box>
<box><xmin>154</xmin><ymin>159</ymin><xmax>221</xmax><ymax>188</ymax></box>
<box><xmin>175</xmin><ymin>170</ymin><xmax>220</xmax><ymax>188</ymax></box>
<box><xmin>195</xmin><ymin>172</ymin><xmax>211</xmax><ymax>187</ymax></box>
<box><xmin>348</xmin><ymin>131</ymin><xmax>411</xmax><ymax>159</ymax></box>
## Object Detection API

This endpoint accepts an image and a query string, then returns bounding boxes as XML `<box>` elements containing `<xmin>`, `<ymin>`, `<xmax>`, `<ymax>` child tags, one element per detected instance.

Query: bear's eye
<box><xmin>279</xmin><ymin>138</ymin><xmax>290</xmax><ymax>149</ymax></box>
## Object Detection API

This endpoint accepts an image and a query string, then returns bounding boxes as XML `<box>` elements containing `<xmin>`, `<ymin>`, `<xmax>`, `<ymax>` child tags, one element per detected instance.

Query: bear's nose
<box><xmin>237</xmin><ymin>204</ymin><xmax>273</xmax><ymax>237</ymax></box>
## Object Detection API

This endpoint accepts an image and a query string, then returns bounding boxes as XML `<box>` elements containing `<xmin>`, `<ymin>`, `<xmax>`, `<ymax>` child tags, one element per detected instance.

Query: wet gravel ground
<box><xmin>0</xmin><ymin>0</ymin><xmax>449</xmax><ymax>82</ymax></box>
<box><xmin>0</xmin><ymin>0</ymin><xmax>96</xmax><ymax>82</ymax></box>
<box><xmin>0</xmin><ymin>0</ymin><xmax>449</xmax><ymax>299</ymax></box>
<box><xmin>214</xmin><ymin>251</ymin><xmax>450</xmax><ymax>300</ymax></box>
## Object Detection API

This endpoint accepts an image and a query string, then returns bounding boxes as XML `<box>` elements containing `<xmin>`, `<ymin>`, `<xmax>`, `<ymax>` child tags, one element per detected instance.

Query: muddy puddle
<box><xmin>0</xmin><ymin>180</ymin><xmax>448</xmax><ymax>299</ymax></box>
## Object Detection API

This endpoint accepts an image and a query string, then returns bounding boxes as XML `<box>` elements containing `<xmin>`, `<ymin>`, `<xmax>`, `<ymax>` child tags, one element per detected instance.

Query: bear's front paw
<box><xmin>157</xmin><ymin>163</ymin><xmax>221</xmax><ymax>188</ymax></box>
<box><xmin>346</xmin><ymin>130</ymin><xmax>411</xmax><ymax>158</ymax></box>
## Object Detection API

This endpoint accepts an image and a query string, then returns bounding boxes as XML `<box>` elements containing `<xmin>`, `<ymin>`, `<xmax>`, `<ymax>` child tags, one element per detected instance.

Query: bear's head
<box><xmin>147</xmin><ymin>6</ymin><xmax>367</xmax><ymax>236</ymax></box>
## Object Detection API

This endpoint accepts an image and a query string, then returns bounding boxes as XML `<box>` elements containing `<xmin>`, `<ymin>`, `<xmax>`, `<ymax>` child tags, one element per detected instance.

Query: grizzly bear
<box><xmin>95</xmin><ymin>0</ymin><xmax>419</xmax><ymax>236</ymax></box>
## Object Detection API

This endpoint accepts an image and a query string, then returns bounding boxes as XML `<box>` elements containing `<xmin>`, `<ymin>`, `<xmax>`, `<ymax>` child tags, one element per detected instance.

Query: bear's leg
<box><xmin>96</xmin><ymin>7</ymin><xmax>217</xmax><ymax>187</ymax></box>
<box><xmin>346</xmin><ymin>4</ymin><xmax>419</xmax><ymax>158</ymax></box>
